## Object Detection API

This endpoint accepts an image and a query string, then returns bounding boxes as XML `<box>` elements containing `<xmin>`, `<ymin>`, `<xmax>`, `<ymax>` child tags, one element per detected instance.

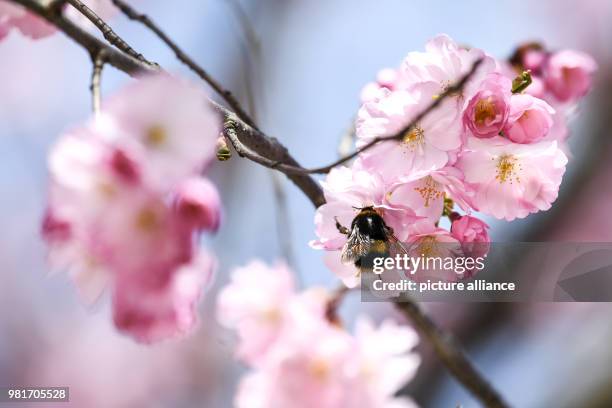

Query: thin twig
<box><xmin>270</xmin><ymin>57</ymin><xmax>484</xmax><ymax>175</ymax></box>
<box><xmin>395</xmin><ymin>299</ymin><xmax>509</xmax><ymax>408</ymax></box>
<box><xmin>65</xmin><ymin>0</ymin><xmax>152</xmax><ymax>66</ymax></box>
<box><xmin>90</xmin><ymin>50</ymin><xmax>106</xmax><ymax>115</ymax></box>
<box><xmin>111</xmin><ymin>0</ymin><xmax>257</xmax><ymax>128</ymax></box>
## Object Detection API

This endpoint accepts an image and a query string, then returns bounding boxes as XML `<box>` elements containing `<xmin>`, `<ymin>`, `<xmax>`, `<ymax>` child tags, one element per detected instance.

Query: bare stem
<box><xmin>111</xmin><ymin>0</ymin><xmax>257</xmax><ymax>128</ymax></box>
<box><xmin>65</xmin><ymin>0</ymin><xmax>153</xmax><ymax>66</ymax></box>
<box><xmin>90</xmin><ymin>50</ymin><xmax>106</xmax><ymax>115</ymax></box>
<box><xmin>395</xmin><ymin>299</ymin><xmax>509</xmax><ymax>408</ymax></box>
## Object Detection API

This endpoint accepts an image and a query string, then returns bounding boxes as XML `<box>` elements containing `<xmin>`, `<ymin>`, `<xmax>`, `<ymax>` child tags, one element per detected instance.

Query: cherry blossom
<box><xmin>216</xmin><ymin>260</ymin><xmax>296</xmax><ymax>365</ymax></box>
<box><xmin>450</xmin><ymin>215</ymin><xmax>490</xmax><ymax>259</ymax></box>
<box><xmin>0</xmin><ymin>0</ymin><xmax>55</xmax><ymax>40</ymax></box>
<box><xmin>42</xmin><ymin>73</ymin><xmax>222</xmax><ymax>342</ymax></box>
<box><xmin>220</xmin><ymin>261</ymin><xmax>420</xmax><ymax>408</ymax></box>
<box><xmin>504</xmin><ymin>94</ymin><xmax>555</xmax><ymax>144</ymax></box>
<box><xmin>463</xmin><ymin>73</ymin><xmax>512</xmax><ymax>138</ymax></box>
<box><xmin>98</xmin><ymin>73</ymin><xmax>220</xmax><ymax>192</ymax></box>
<box><xmin>357</xmin><ymin>81</ymin><xmax>463</xmax><ymax>179</ymax></box>
<box><xmin>456</xmin><ymin>137</ymin><xmax>568</xmax><ymax>221</ymax></box>
<box><xmin>544</xmin><ymin>50</ymin><xmax>598</xmax><ymax>103</ymax></box>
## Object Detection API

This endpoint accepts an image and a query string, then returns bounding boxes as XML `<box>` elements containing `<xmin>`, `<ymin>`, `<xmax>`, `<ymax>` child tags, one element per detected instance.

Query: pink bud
<box><xmin>450</xmin><ymin>215</ymin><xmax>490</xmax><ymax>259</ymax></box>
<box><xmin>544</xmin><ymin>50</ymin><xmax>597</xmax><ymax>103</ymax></box>
<box><xmin>41</xmin><ymin>209</ymin><xmax>72</xmax><ymax>243</ymax></box>
<box><xmin>108</xmin><ymin>148</ymin><xmax>140</xmax><ymax>184</ymax></box>
<box><xmin>464</xmin><ymin>73</ymin><xmax>512</xmax><ymax>138</ymax></box>
<box><xmin>174</xmin><ymin>177</ymin><xmax>222</xmax><ymax>232</ymax></box>
<box><xmin>504</xmin><ymin>94</ymin><xmax>555</xmax><ymax>144</ymax></box>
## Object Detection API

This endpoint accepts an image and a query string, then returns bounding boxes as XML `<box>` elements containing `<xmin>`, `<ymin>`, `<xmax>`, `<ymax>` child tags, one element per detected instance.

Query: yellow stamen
<box><xmin>413</xmin><ymin>176</ymin><xmax>444</xmax><ymax>207</ymax></box>
<box><xmin>146</xmin><ymin>125</ymin><xmax>167</xmax><ymax>147</ymax></box>
<box><xmin>474</xmin><ymin>97</ymin><xmax>496</xmax><ymax>125</ymax></box>
<box><xmin>495</xmin><ymin>154</ymin><xmax>521</xmax><ymax>184</ymax></box>
<box><xmin>135</xmin><ymin>208</ymin><xmax>159</xmax><ymax>231</ymax></box>
<box><xmin>402</xmin><ymin>125</ymin><xmax>425</xmax><ymax>151</ymax></box>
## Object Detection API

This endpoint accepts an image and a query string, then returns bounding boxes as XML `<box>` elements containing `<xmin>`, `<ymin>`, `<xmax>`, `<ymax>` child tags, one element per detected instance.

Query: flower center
<box><xmin>309</xmin><ymin>359</ymin><xmax>330</xmax><ymax>381</ymax></box>
<box><xmin>402</xmin><ymin>125</ymin><xmax>425</xmax><ymax>150</ymax></box>
<box><xmin>135</xmin><ymin>207</ymin><xmax>159</xmax><ymax>232</ymax></box>
<box><xmin>474</xmin><ymin>98</ymin><xmax>496</xmax><ymax>125</ymax></box>
<box><xmin>416</xmin><ymin>236</ymin><xmax>440</xmax><ymax>257</ymax></box>
<box><xmin>145</xmin><ymin>125</ymin><xmax>167</xmax><ymax>147</ymax></box>
<box><xmin>414</xmin><ymin>176</ymin><xmax>444</xmax><ymax>207</ymax></box>
<box><xmin>495</xmin><ymin>154</ymin><xmax>521</xmax><ymax>184</ymax></box>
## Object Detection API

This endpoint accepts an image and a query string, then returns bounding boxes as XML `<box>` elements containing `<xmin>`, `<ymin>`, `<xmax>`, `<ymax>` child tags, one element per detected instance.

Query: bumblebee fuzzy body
<box><xmin>337</xmin><ymin>206</ymin><xmax>395</xmax><ymax>272</ymax></box>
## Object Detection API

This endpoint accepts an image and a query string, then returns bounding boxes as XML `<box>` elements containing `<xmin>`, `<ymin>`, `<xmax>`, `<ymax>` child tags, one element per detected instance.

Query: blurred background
<box><xmin>1</xmin><ymin>0</ymin><xmax>611</xmax><ymax>406</ymax></box>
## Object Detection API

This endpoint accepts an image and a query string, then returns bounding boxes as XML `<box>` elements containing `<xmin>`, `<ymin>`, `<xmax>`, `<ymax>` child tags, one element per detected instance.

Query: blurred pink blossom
<box><xmin>42</xmin><ymin>74</ymin><xmax>222</xmax><ymax>342</ymax></box>
<box><xmin>544</xmin><ymin>49</ymin><xmax>598</xmax><ymax>103</ymax></box>
<box><xmin>0</xmin><ymin>0</ymin><xmax>55</xmax><ymax>40</ymax></box>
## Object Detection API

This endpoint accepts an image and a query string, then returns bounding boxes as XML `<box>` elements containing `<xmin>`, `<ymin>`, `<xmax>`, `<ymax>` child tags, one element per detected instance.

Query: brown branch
<box><xmin>268</xmin><ymin>57</ymin><xmax>484</xmax><ymax>175</ymax></box>
<box><xmin>111</xmin><ymin>0</ymin><xmax>257</xmax><ymax>129</ymax></box>
<box><xmin>65</xmin><ymin>0</ymin><xmax>152</xmax><ymax>66</ymax></box>
<box><xmin>8</xmin><ymin>1</ymin><xmax>508</xmax><ymax>405</ymax></box>
<box><xmin>90</xmin><ymin>50</ymin><xmax>106</xmax><ymax>114</ymax></box>
<box><xmin>395</xmin><ymin>299</ymin><xmax>509</xmax><ymax>408</ymax></box>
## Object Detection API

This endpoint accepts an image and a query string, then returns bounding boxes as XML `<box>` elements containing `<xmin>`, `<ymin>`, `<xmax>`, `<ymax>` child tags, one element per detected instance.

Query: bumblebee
<box><xmin>335</xmin><ymin>206</ymin><xmax>407</xmax><ymax>274</ymax></box>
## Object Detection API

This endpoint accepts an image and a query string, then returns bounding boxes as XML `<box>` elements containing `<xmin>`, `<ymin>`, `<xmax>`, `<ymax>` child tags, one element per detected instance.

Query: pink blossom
<box><xmin>405</xmin><ymin>223</ymin><xmax>465</xmax><ymax>282</ymax></box>
<box><xmin>173</xmin><ymin>177</ymin><xmax>222</xmax><ymax>232</ymax></box>
<box><xmin>504</xmin><ymin>94</ymin><xmax>555</xmax><ymax>144</ymax></box>
<box><xmin>400</xmin><ymin>34</ymin><xmax>495</xmax><ymax>103</ymax></box>
<box><xmin>98</xmin><ymin>73</ymin><xmax>220</xmax><ymax>192</ymax></box>
<box><xmin>386</xmin><ymin>166</ymin><xmax>471</xmax><ymax>224</ymax></box>
<box><xmin>456</xmin><ymin>137</ymin><xmax>568</xmax><ymax>221</ymax></box>
<box><xmin>216</xmin><ymin>260</ymin><xmax>296</xmax><ymax>365</ymax></box>
<box><xmin>544</xmin><ymin>50</ymin><xmax>597</xmax><ymax>103</ymax></box>
<box><xmin>450</xmin><ymin>215</ymin><xmax>490</xmax><ymax>259</ymax></box>
<box><xmin>312</xmin><ymin>162</ymin><xmax>419</xmax><ymax>250</ymax></box>
<box><xmin>463</xmin><ymin>73</ymin><xmax>512</xmax><ymax>138</ymax></box>
<box><xmin>357</xmin><ymin>81</ymin><xmax>463</xmax><ymax>180</ymax></box>
<box><xmin>112</xmin><ymin>251</ymin><xmax>215</xmax><ymax>344</ymax></box>
<box><xmin>43</xmin><ymin>74</ymin><xmax>222</xmax><ymax>342</ymax></box>
<box><xmin>0</xmin><ymin>0</ymin><xmax>56</xmax><ymax>40</ymax></box>
<box><xmin>229</xmin><ymin>282</ymin><xmax>420</xmax><ymax>408</ymax></box>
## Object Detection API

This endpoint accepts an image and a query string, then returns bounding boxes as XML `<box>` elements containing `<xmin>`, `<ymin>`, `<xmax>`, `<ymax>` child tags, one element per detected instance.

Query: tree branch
<box><xmin>90</xmin><ymin>50</ymin><xmax>106</xmax><ymax>114</ymax></box>
<box><xmin>111</xmin><ymin>0</ymin><xmax>257</xmax><ymax>129</ymax></box>
<box><xmin>8</xmin><ymin>1</ymin><xmax>508</xmax><ymax>406</ymax></box>
<box><xmin>65</xmin><ymin>0</ymin><xmax>152</xmax><ymax>66</ymax></box>
<box><xmin>395</xmin><ymin>299</ymin><xmax>509</xmax><ymax>408</ymax></box>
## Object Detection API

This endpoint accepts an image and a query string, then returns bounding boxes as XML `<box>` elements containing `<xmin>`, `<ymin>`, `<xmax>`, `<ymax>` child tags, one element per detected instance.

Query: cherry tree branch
<box><xmin>395</xmin><ymin>299</ymin><xmax>509</xmax><ymax>408</ymax></box>
<box><xmin>111</xmin><ymin>0</ymin><xmax>257</xmax><ymax>129</ymax></box>
<box><xmin>8</xmin><ymin>1</ymin><xmax>508</xmax><ymax>406</ymax></box>
<box><xmin>90</xmin><ymin>49</ymin><xmax>106</xmax><ymax>114</ymax></box>
<box><xmin>65</xmin><ymin>0</ymin><xmax>152</xmax><ymax>65</ymax></box>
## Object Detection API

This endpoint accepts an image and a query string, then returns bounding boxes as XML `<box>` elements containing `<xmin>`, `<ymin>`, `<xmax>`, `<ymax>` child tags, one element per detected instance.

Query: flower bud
<box><xmin>174</xmin><ymin>177</ymin><xmax>222</xmax><ymax>232</ymax></box>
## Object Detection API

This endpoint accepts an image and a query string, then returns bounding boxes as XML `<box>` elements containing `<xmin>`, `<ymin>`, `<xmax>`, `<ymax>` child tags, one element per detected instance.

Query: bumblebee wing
<box><xmin>384</xmin><ymin>227</ymin><xmax>409</xmax><ymax>259</ymax></box>
<box><xmin>340</xmin><ymin>225</ymin><xmax>371</xmax><ymax>264</ymax></box>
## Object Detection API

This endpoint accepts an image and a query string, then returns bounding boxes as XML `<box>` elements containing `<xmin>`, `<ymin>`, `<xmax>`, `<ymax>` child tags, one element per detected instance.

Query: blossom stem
<box><xmin>90</xmin><ymin>50</ymin><xmax>106</xmax><ymax>116</ymax></box>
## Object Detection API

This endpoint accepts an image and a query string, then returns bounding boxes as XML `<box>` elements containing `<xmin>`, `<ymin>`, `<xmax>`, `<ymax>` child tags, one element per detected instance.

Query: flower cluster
<box><xmin>42</xmin><ymin>74</ymin><xmax>222</xmax><ymax>343</ymax></box>
<box><xmin>217</xmin><ymin>260</ymin><xmax>420</xmax><ymax>408</ymax></box>
<box><xmin>314</xmin><ymin>35</ymin><xmax>596</xmax><ymax>286</ymax></box>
